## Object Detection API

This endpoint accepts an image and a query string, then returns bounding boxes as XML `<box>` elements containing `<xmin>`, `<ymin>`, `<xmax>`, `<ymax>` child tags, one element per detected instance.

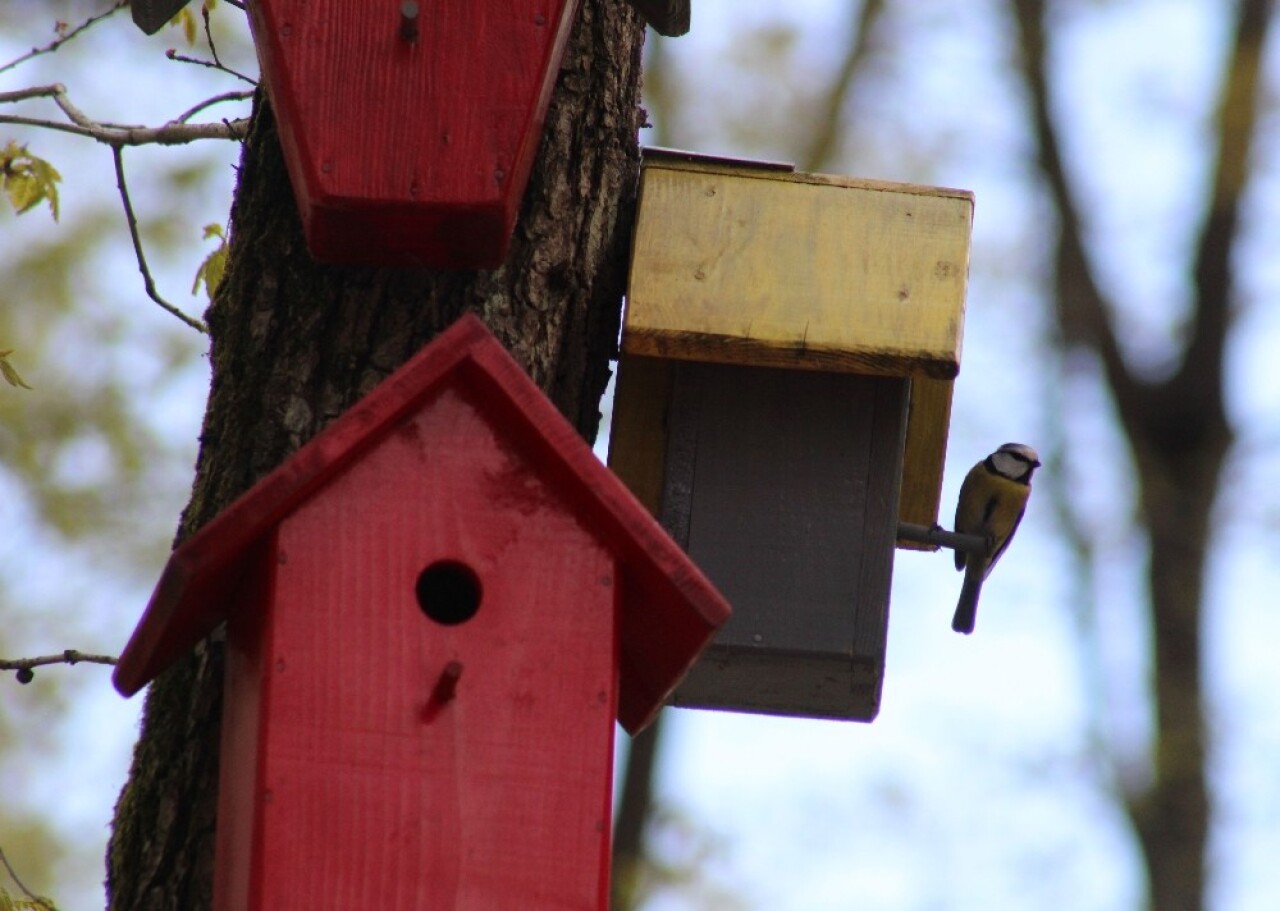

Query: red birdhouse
<box><xmin>246</xmin><ymin>0</ymin><xmax>581</xmax><ymax>268</ymax></box>
<box><xmin>114</xmin><ymin>315</ymin><xmax>729</xmax><ymax>911</ymax></box>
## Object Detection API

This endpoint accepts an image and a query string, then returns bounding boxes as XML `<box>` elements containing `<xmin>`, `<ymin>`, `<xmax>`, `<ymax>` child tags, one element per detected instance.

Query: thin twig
<box><xmin>0</xmin><ymin>844</ymin><xmax>54</xmax><ymax>908</ymax></box>
<box><xmin>0</xmin><ymin>0</ymin><xmax>129</xmax><ymax>76</ymax></box>
<box><xmin>165</xmin><ymin>48</ymin><xmax>256</xmax><ymax>86</ymax></box>
<box><xmin>202</xmin><ymin>3</ymin><xmax>230</xmax><ymax>75</ymax></box>
<box><xmin>113</xmin><ymin>146</ymin><xmax>210</xmax><ymax>333</ymax></box>
<box><xmin>0</xmin><ymin>649</ymin><xmax>118</xmax><ymax>673</ymax></box>
<box><xmin>173</xmin><ymin>89</ymin><xmax>255</xmax><ymax>124</ymax></box>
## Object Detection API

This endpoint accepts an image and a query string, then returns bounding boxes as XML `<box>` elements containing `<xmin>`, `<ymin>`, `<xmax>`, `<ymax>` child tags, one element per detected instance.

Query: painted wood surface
<box><xmin>625</xmin><ymin>150</ymin><xmax>973</xmax><ymax>379</ymax></box>
<box><xmin>114</xmin><ymin>314</ymin><xmax>730</xmax><ymax>735</ymax></box>
<box><xmin>616</xmin><ymin>150</ymin><xmax>968</xmax><ymax>531</ymax></box>
<box><xmin>611</xmin><ymin>353</ymin><xmax>953</xmax><ymax>536</ymax></box>
<box><xmin>249</xmin><ymin>0</ymin><xmax>580</xmax><ymax>267</ymax></box>
<box><xmin>898</xmin><ymin>375</ymin><xmax>955</xmax><ymax>537</ymax></box>
<box><xmin>216</xmin><ymin>389</ymin><xmax>618</xmax><ymax>911</ymax></box>
<box><xmin>656</xmin><ymin>362</ymin><xmax>907</xmax><ymax>720</ymax></box>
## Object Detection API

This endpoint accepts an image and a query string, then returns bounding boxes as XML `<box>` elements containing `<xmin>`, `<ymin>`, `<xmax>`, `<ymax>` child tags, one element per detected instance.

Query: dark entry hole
<box><xmin>415</xmin><ymin>560</ymin><xmax>482</xmax><ymax>625</ymax></box>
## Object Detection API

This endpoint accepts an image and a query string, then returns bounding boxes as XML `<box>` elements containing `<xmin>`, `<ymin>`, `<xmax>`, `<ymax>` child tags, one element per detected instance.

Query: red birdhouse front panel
<box><xmin>216</xmin><ymin>384</ymin><xmax>617</xmax><ymax>911</ymax></box>
<box><xmin>249</xmin><ymin>0</ymin><xmax>580</xmax><ymax>267</ymax></box>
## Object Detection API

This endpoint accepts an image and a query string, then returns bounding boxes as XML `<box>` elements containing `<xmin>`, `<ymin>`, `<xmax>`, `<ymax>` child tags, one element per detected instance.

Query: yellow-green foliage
<box><xmin>171</xmin><ymin>0</ymin><xmax>220</xmax><ymax>46</ymax></box>
<box><xmin>1</xmin><ymin>142</ymin><xmax>61</xmax><ymax>222</ymax></box>
<box><xmin>0</xmin><ymin>887</ymin><xmax>56</xmax><ymax>911</ymax></box>
<box><xmin>191</xmin><ymin>223</ymin><xmax>228</xmax><ymax>301</ymax></box>
<box><xmin>0</xmin><ymin>349</ymin><xmax>31</xmax><ymax>390</ymax></box>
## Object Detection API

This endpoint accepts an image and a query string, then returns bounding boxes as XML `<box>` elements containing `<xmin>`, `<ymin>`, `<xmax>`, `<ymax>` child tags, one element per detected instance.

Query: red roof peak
<box><xmin>114</xmin><ymin>314</ymin><xmax>729</xmax><ymax>732</ymax></box>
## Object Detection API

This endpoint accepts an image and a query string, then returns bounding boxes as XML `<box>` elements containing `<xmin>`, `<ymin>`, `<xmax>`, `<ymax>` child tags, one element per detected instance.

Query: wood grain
<box><xmin>897</xmin><ymin>375</ymin><xmax>954</xmax><ymax>535</ymax></box>
<box><xmin>219</xmin><ymin>388</ymin><xmax>618</xmax><ymax>910</ymax></box>
<box><xmin>656</xmin><ymin>361</ymin><xmax>908</xmax><ymax>720</ymax></box>
<box><xmin>626</xmin><ymin>157</ymin><xmax>973</xmax><ymax>379</ymax></box>
<box><xmin>249</xmin><ymin>0</ymin><xmax>581</xmax><ymax>266</ymax></box>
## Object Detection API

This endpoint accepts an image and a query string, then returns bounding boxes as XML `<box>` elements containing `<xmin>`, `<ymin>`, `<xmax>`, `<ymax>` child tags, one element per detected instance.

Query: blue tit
<box><xmin>951</xmin><ymin>442</ymin><xmax>1040</xmax><ymax>634</ymax></box>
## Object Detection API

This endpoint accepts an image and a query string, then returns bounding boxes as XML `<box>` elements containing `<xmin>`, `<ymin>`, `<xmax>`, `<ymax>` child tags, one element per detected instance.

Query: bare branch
<box><xmin>0</xmin><ymin>648</ymin><xmax>118</xmax><ymax>679</ymax></box>
<box><xmin>0</xmin><ymin>1</ymin><xmax>129</xmax><ymax>76</ymax></box>
<box><xmin>112</xmin><ymin>147</ymin><xmax>210</xmax><ymax>333</ymax></box>
<box><xmin>0</xmin><ymin>83</ymin><xmax>249</xmax><ymax>146</ymax></box>
<box><xmin>1177</xmin><ymin>0</ymin><xmax>1272</xmax><ymax>411</ymax></box>
<box><xmin>1</xmin><ymin>82</ymin><xmax>233</xmax><ymax>332</ymax></box>
<box><xmin>173</xmin><ymin>90</ymin><xmax>255</xmax><ymax>124</ymax></box>
<box><xmin>0</xmin><ymin>845</ymin><xmax>54</xmax><ymax>908</ymax></box>
<box><xmin>1010</xmin><ymin>0</ymin><xmax>1142</xmax><ymax>421</ymax></box>
<box><xmin>200</xmin><ymin>1</ymin><xmax>254</xmax><ymax>86</ymax></box>
<box><xmin>800</xmin><ymin>0</ymin><xmax>884</xmax><ymax>173</ymax></box>
<box><xmin>165</xmin><ymin>48</ymin><xmax>257</xmax><ymax>86</ymax></box>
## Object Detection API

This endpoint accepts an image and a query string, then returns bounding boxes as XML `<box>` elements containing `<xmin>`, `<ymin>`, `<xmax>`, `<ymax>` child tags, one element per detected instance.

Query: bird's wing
<box><xmin>983</xmin><ymin>505</ymin><xmax>1026</xmax><ymax>579</ymax></box>
<box><xmin>953</xmin><ymin>467</ymin><xmax>986</xmax><ymax>570</ymax></box>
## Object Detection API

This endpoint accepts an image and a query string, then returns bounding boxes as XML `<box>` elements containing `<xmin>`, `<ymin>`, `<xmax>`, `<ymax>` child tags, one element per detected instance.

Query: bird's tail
<box><xmin>952</xmin><ymin>559</ymin><xmax>985</xmax><ymax>634</ymax></box>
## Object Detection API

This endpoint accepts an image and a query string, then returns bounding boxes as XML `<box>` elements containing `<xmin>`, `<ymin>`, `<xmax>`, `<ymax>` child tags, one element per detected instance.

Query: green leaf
<box><xmin>1</xmin><ymin>142</ymin><xmax>62</xmax><ymax>221</ymax></box>
<box><xmin>0</xmin><ymin>349</ymin><xmax>33</xmax><ymax>390</ymax></box>
<box><xmin>191</xmin><ymin>223</ymin><xmax>228</xmax><ymax>300</ymax></box>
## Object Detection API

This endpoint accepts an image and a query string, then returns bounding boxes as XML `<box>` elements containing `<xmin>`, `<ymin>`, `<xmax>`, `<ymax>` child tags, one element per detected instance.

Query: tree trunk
<box><xmin>1011</xmin><ymin>1</ymin><xmax>1269</xmax><ymax>907</ymax></box>
<box><xmin>106</xmin><ymin>3</ymin><xmax>645</xmax><ymax>908</ymax></box>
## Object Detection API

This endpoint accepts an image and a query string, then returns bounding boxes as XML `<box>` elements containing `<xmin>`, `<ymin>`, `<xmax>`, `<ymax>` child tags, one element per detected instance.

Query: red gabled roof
<box><xmin>113</xmin><ymin>314</ymin><xmax>730</xmax><ymax>733</ymax></box>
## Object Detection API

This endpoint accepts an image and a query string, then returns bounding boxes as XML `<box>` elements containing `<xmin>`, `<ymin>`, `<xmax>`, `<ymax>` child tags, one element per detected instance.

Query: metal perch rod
<box><xmin>896</xmin><ymin>523</ymin><xmax>988</xmax><ymax>556</ymax></box>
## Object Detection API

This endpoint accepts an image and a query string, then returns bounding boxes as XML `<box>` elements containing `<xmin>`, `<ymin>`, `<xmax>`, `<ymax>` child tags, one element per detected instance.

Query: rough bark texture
<box><xmin>106</xmin><ymin>3</ymin><xmax>645</xmax><ymax>908</ymax></box>
<box><xmin>1011</xmin><ymin>1</ymin><xmax>1270</xmax><ymax>908</ymax></box>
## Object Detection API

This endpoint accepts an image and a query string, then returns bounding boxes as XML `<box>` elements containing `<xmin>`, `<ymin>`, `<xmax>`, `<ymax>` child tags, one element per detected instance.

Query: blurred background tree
<box><xmin>621</xmin><ymin>3</ymin><xmax>1280</xmax><ymax>911</ymax></box>
<box><xmin>0</xmin><ymin>1</ymin><xmax>248</xmax><ymax>904</ymax></box>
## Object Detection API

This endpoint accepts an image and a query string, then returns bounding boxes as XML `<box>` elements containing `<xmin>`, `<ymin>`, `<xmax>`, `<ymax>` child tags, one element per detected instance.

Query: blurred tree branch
<box><xmin>800</xmin><ymin>0</ymin><xmax>883</xmax><ymax>172</ymax></box>
<box><xmin>0</xmin><ymin>844</ymin><xmax>56</xmax><ymax>910</ymax></box>
<box><xmin>0</xmin><ymin>0</ymin><xmax>129</xmax><ymax>76</ymax></box>
<box><xmin>612</xmin><ymin>722</ymin><xmax>662</xmax><ymax>910</ymax></box>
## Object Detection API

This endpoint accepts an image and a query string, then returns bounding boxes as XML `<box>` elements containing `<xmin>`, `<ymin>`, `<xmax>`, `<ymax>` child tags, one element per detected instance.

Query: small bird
<box><xmin>951</xmin><ymin>442</ymin><xmax>1040</xmax><ymax>634</ymax></box>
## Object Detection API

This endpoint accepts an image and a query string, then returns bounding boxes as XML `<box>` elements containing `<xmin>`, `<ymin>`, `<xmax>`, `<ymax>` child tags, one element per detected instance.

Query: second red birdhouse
<box><xmin>114</xmin><ymin>314</ymin><xmax>729</xmax><ymax>911</ymax></box>
<box><xmin>247</xmin><ymin>0</ymin><xmax>581</xmax><ymax>268</ymax></box>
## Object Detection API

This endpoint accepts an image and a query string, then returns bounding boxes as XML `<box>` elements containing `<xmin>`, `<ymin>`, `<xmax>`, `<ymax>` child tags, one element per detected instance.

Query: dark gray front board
<box><xmin>663</xmin><ymin>361</ymin><xmax>909</xmax><ymax>720</ymax></box>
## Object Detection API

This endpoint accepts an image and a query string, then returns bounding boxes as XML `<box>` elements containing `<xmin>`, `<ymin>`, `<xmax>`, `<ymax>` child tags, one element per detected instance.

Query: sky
<box><xmin>3</xmin><ymin>2</ymin><xmax>1280</xmax><ymax>910</ymax></box>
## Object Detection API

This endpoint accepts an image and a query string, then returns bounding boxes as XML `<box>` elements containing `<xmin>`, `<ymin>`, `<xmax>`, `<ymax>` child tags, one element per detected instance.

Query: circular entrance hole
<box><xmin>415</xmin><ymin>560</ymin><xmax>482</xmax><ymax>626</ymax></box>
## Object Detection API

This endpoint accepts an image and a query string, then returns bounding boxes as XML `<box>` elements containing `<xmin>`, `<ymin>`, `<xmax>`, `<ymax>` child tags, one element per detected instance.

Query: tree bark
<box><xmin>106</xmin><ymin>3</ymin><xmax>645</xmax><ymax>908</ymax></box>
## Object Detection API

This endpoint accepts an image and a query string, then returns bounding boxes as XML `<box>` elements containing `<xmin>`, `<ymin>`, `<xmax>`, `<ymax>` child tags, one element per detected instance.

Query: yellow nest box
<box><xmin>609</xmin><ymin>148</ymin><xmax>973</xmax><ymax>721</ymax></box>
